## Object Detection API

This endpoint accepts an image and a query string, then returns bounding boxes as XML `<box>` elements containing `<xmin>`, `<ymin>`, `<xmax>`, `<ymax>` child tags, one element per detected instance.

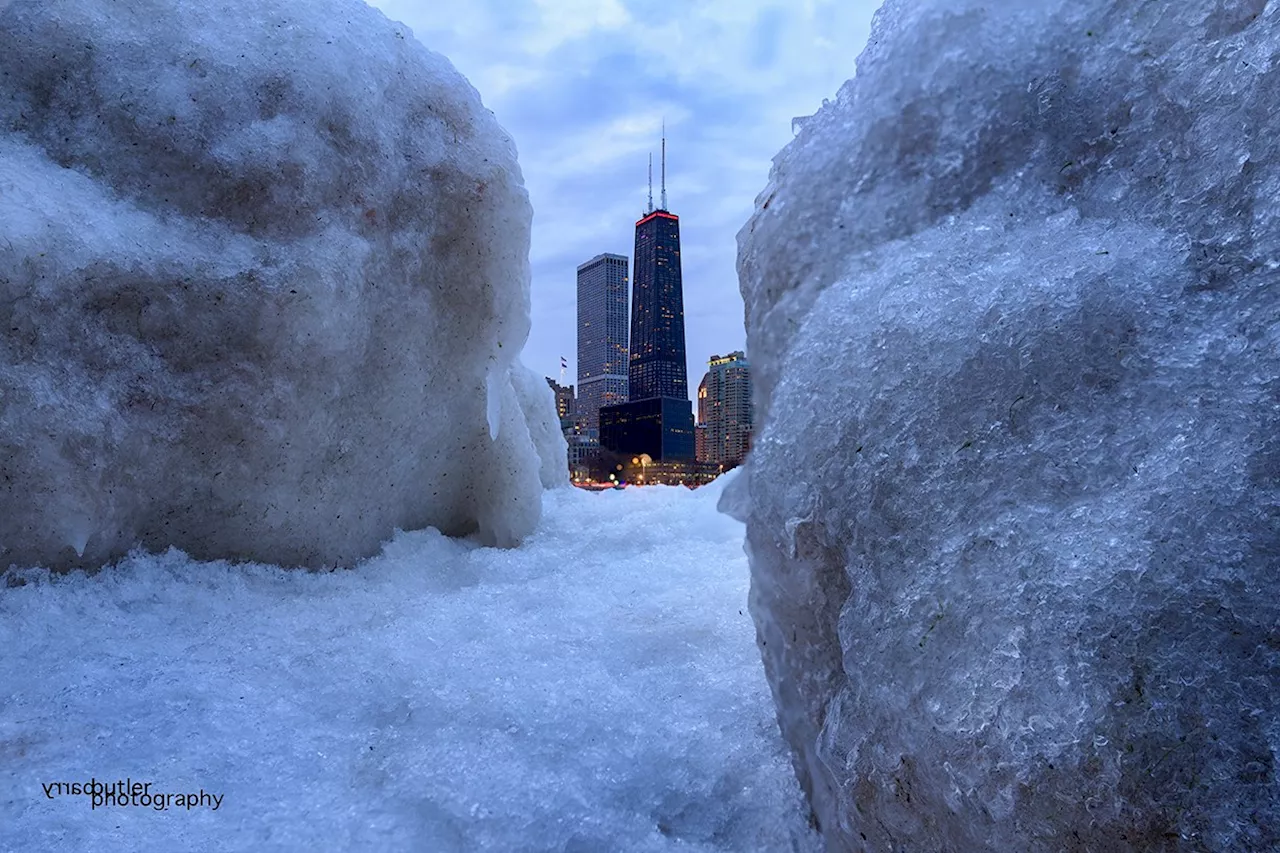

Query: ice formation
<box><xmin>730</xmin><ymin>0</ymin><xmax>1280</xmax><ymax>849</ymax></box>
<box><xmin>0</xmin><ymin>0</ymin><xmax>563</xmax><ymax>570</ymax></box>
<box><xmin>1</xmin><ymin>479</ymin><xmax>818</xmax><ymax>852</ymax></box>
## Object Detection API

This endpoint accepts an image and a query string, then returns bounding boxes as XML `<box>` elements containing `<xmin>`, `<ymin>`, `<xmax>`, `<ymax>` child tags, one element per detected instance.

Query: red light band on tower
<box><xmin>635</xmin><ymin>211</ymin><xmax>679</xmax><ymax>226</ymax></box>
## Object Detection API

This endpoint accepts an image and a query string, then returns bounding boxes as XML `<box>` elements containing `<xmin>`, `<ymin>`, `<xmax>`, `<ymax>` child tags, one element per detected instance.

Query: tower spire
<box><xmin>647</xmin><ymin>152</ymin><xmax>653</xmax><ymax>214</ymax></box>
<box><xmin>660</xmin><ymin>120</ymin><xmax>667</xmax><ymax>211</ymax></box>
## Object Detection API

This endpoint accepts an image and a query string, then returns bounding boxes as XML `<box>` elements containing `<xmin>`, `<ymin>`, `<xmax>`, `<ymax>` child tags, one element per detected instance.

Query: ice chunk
<box><xmin>510</xmin><ymin>364</ymin><xmax>570</xmax><ymax>490</ymax></box>
<box><xmin>736</xmin><ymin>0</ymin><xmax>1280</xmax><ymax>849</ymax></box>
<box><xmin>0</xmin><ymin>0</ymin><xmax>560</xmax><ymax>568</ymax></box>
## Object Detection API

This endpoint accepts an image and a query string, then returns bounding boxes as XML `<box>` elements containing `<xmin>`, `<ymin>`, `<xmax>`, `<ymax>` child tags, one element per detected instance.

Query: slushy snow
<box><xmin>0</xmin><ymin>0</ymin><xmax>562</xmax><ymax>570</ymax></box>
<box><xmin>732</xmin><ymin>0</ymin><xmax>1280</xmax><ymax>849</ymax></box>
<box><xmin>1</xmin><ymin>476</ymin><xmax>817</xmax><ymax>852</ymax></box>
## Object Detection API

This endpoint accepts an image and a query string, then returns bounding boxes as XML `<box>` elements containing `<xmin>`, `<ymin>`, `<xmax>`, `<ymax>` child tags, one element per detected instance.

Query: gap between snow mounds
<box><xmin>0</xmin><ymin>478</ymin><xmax>818</xmax><ymax>853</ymax></box>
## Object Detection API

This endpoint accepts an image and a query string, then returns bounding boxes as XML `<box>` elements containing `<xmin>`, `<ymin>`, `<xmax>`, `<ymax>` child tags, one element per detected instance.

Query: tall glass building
<box><xmin>576</xmin><ymin>253</ymin><xmax>630</xmax><ymax>433</ymax></box>
<box><xmin>628</xmin><ymin>210</ymin><xmax>688</xmax><ymax>402</ymax></box>
<box><xmin>600</xmin><ymin>196</ymin><xmax>696</xmax><ymax>462</ymax></box>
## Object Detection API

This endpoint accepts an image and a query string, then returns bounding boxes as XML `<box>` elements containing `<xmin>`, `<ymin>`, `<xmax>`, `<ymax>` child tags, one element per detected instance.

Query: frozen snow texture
<box><xmin>512</xmin><ymin>364</ymin><xmax>570</xmax><ymax>490</ymax></box>
<box><xmin>0</xmin><ymin>481</ymin><xmax>817</xmax><ymax>853</ymax></box>
<box><xmin>731</xmin><ymin>0</ymin><xmax>1280</xmax><ymax>850</ymax></box>
<box><xmin>0</xmin><ymin>0</ymin><xmax>561</xmax><ymax>570</ymax></box>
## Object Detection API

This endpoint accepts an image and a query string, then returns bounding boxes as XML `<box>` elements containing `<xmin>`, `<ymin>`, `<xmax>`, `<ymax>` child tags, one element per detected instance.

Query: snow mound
<box><xmin>732</xmin><ymin>0</ymin><xmax>1280</xmax><ymax>849</ymax></box>
<box><xmin>1</xmin><ymin>484</ymin><xmax>816</xmax><ymax>853</ymax></box>
<box><xmin>0</xmin><ymin>0</ymin><xmax>562</xmax><ymax>570</ymax></box>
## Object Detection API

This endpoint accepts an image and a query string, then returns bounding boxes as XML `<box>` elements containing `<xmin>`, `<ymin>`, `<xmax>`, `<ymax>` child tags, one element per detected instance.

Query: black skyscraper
<box><xmin>628</xmin><ymin>210</ymin><xmax>688</xmax><ymax>402</ymax></box>
<box><xmin>600</xmin><ymin>140</ymin><xmax>696</xmax><ymax>463</ymax></box>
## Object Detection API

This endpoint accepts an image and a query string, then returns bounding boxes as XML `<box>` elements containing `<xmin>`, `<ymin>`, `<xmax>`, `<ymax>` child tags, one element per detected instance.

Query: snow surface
<box><xmin>732</xmin><ymin>0</ymin><xmax>1280</xmax><ymax>850</ymax></box>
<box><xmin>1</xmin><ymin>476</ymin><xmax>817</xmax><ymax>853</ymax></box>
<box><xmin>0</xmin><ymin>0</ymin><xmax>563</xmax><ymax>570</ymax></box>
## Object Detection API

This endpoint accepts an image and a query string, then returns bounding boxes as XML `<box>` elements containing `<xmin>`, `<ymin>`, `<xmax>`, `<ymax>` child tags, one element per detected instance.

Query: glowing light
<box><xmin>634</xmin><ymin>211</ymin><xmax>679</xmax><ymax>227</ymax></box>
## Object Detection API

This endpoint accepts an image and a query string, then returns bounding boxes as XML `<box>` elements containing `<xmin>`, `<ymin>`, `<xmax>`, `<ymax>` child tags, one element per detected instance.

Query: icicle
<box><xmin>485</xmin><ymin>369</ymin><xmax>503</xmax><ymax>441</ymax></box>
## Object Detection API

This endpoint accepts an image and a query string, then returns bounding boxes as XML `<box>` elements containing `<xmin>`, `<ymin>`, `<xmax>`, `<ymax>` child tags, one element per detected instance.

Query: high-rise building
<box><xmin>627</xmin><ymin>209</ymin><xmax>688</xmax><ymax>402</ymax></box>
<box><xmin>600</xmin><ymin>138</ymin><xmax>696</xmax><ymax>463</ymax></box>
<box><xmin>576</xmin><ymin>253</ymin><xmax>629</xmax><ymax>433</ymax></box>
<box><xmin>695</xmin><ymin>374</ymin><xmax>709</xmax><ymax>462</ymax></box>
<box><xmin>699</xmin><ymin>351</ymin><xmax>753</xmax><ymax>469</ymax></box>
<box><xmin>545</xmin><ymin>377</ymin><xmax>577</xmax><ymax>431</ymax></box>
<box><xmin>546</xmin><ymin>377</ymin><xmax>598</xmax><ymax>481</ymax></box>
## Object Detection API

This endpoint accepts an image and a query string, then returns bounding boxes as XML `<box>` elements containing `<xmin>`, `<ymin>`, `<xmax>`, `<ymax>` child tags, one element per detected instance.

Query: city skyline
<box><xmin>366</xmin><ymin>0</ymin><xmax>880</xmax><ymax>391</ymax></box>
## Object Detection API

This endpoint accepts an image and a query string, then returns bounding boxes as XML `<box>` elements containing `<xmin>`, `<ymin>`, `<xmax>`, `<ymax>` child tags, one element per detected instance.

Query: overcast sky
<box><xmin>368</xmin><ymin>0</ymin><xmax>880</xmax><ymax>393</ymax></box>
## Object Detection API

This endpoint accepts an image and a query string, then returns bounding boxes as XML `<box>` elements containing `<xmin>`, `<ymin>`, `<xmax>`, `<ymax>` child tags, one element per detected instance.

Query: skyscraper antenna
<box><xmin>647</xmin><ymin>152</ymin><xmax>654</xmax><ymax>214</ymax></box>
<box><xmin>660</xmin><ymin>121</ymin><xmax>668</xmax><ymax>211</ymax></box>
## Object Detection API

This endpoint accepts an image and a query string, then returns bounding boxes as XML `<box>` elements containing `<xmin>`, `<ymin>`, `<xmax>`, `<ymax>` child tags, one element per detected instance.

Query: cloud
<box><xmin>525</xmin><ymin>0</ymin><xmax>631</xmax><ymax>56</ymax></box>
<box><xmin>749</xmin><ymin>6</ymin><xmax>788</xmax><ymax>69</ymax></box>
<box><xmin>368</xmin><ymin>0</ymin><xmax>881</xmax><ymax>388</ymax></box>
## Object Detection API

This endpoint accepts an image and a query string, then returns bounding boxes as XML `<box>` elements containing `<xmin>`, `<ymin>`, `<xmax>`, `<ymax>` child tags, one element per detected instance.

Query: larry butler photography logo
<box><xmin>43</xmin><ymin>778</ymin><xmax>225</xmax><ymax>812</ymax></box>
